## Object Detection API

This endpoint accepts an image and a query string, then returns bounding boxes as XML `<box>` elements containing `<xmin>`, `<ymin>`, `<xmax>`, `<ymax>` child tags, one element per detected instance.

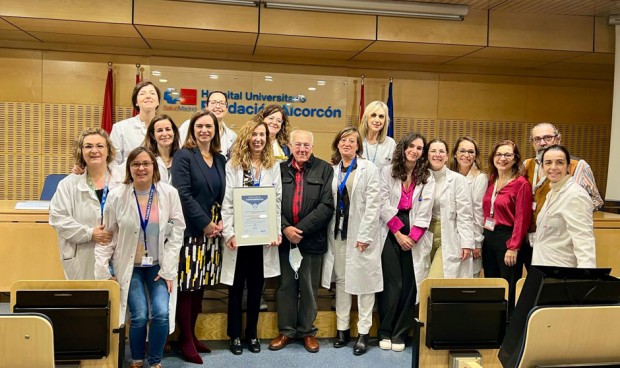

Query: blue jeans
<box><xmin>128</xmin><ymin>265</ymin><xmax>170</xmax><ymax>365</ymax></box>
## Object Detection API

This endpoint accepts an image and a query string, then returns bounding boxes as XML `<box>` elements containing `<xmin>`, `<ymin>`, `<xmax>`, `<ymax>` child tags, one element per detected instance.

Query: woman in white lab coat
<box><xmin>321</xmin><ymin>127</ymin><xmax>381</xmax><ymax>356</ymax></box>
<box><xmin>450</xmin><ymin>136</ymin><xmax>487</xmax><ymax>276</ymax></box>
<box><xmin>95</xmin><ymin>147</ymin><xmax>185</xmax><ymax>368</ymax></box>
<box><xmin>426</xmin><ymin>138</ymin><xmax>474</xmax><ymax>279</ymax></box>
<box><xmin>378</xmin><ymin>132</ymin><xmax>434</xmax><ymax>352</ymax></box>
<box><xmin>50</xmin><ymin>127</ymin><xmax>123</xmax><ymax>280</ymax></box>
<box><xmin>358</xmin><ymin>101</ymin><xmax>397</xmax><ymax>172</ymax></box>
<box><xmin>532</xmin><ymin>145</ymin><xmax>596</xmax><ymax>268</ymax></box>
<box><xmin>221</xmin><ymin>120</ymin><xmax>282</xmax><ymax>355</ymax></box>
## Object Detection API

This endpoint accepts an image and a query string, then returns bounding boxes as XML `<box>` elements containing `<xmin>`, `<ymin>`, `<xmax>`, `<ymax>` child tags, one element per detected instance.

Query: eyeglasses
<box><xmin>429</xmin><ymin>150</ymin><xmax>447</xmax><ymax>156</ymax></box>
<box><xmin>494</xmin><ymin>153</ymin><xmax>515</xmax><ymax>160</ymax></box>
<box><xmin>83</xmin><ymin>144</ymin><xmax>106</xmax><ymax>151</ymax></box>
<box><xmin>531</xmin><ymin>135</ymin><xmax>557</xmax><ymax>144</ymax></box>
<box><xmin>208</xmin><ymin>100</ymin><xmax>227</xmax><ymax>107</ymax></box>
<box><xmin>130</xmin><ymin>161</ymin><xmax>153</xmax><ymax>169</ymax></box>
<box><xmin>457</xmin><ymin>149</ymin><xmax>476</xmax><ymax>156</ymax></box>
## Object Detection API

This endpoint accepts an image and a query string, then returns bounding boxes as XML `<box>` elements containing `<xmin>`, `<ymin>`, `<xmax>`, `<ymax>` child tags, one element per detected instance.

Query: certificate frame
<box><xmin>233</xmin><ymin>186</ymin><xmax>278</xmax><ymax>246</ymax></box>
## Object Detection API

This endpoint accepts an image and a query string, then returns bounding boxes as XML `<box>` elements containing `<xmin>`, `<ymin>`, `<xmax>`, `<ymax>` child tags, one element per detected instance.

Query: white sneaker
<box><xmin>379</xmin><ymin>339</ymin><xmax>391</xmax><ymax>350</ymax></box>
<box><xmin>391</xmin><ymin>343</ymin><xmax>405</xmax><ymax>352</ymax></box>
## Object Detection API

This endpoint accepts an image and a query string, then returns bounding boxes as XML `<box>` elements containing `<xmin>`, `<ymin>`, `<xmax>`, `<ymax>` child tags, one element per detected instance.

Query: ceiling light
<box><xmin>308</xmin><ymin>87</ymin><xmax>317</xmax><ymax>91</ymax></box>
<box><xmin>152</xmin><ymin>71</ymin><xmax>161</xmax><ymax>76</ymax></box>
<box><xmin>317</xmin><ymin>80</ymin><xmax>326</xmax><ymax>86</ymax></box>
<box><xmin>263</xmin><ymin>0</ymin><xmax>468</xmax><ymax>21</ymax></box>
<box><xmin>209</xmin><ymin>74</ymin><xmax>219</xmax><ymax>79</ymax></box>
<box><xmin>159</xmin><ymin>79</ymin><xmax>168</xmax><ymax>83</ymax></box>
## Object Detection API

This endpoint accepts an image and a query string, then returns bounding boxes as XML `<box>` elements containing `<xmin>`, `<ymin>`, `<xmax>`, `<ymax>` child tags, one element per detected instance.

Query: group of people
<box><xmin>49</xmin><ymin>81</ymin><xmax>600</xmax><ymax>368</ymax></box>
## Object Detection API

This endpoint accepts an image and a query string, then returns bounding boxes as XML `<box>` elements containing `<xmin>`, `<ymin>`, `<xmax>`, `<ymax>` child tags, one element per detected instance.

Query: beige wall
<box><xmin>0</xmin><ymin>48</ymin><xmax>612</xmax><ymax>199</ymax></box>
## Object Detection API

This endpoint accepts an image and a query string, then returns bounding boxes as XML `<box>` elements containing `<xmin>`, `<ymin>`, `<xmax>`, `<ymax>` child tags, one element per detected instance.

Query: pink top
<box><xmin>482</xmin><ymin>175</ymin><xmax>532</xmax><ymax>250</ymax></box>
<box><xmin>387</xmin><ymin>182</ymin><xmax>426</xmax><ymax>242</ymax></box>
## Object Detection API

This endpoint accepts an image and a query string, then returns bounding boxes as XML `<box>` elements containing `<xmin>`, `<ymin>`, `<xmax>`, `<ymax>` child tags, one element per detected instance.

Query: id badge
<box><xmin>338</xmin><ymin>216</ymin><xmax>344</xmax><ymax>231</ymax></box>
<box><xmin>484</xmin><ymin>217</ymin><xmax>496</xmax><ymax>231</ymax></box>
<box><xmin>141</xmin><ymin>256</ymin><xmax>154</xmax><ymax>266</ymax></box>
<box><xmin>532</xmin><ymin>201</ymin><xmax>537</xmax><ymax>211</ymax></box>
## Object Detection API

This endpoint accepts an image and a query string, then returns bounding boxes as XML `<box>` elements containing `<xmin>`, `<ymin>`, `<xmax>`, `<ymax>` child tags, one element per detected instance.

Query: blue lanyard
<box><xmin>250</xmin><ymin>165</ymin><xmax>261</xmax><ymax>187</ymax></box>
<box><xmin>134</xmin><ymin>184</ymin><xmax>155</xmax><ymax>252</ymax></box>
<box><xmin>338</xmin><ymin>157</ymin><xmax>356</xmax><ymax>211</ymax></box>
<box><xmin>88</xmin><ymin>171</ymin><xmax>110</xmax><ymax>225</ymax></box>
<box><xmin>365</xmin><ymin>141</ymin><xmax>378</xmax><ymax>163</ymax></box>
<box><xmin>100</xmin><ymin>185</ymin><xmax>109</xmax><ymax>225</ymax></box>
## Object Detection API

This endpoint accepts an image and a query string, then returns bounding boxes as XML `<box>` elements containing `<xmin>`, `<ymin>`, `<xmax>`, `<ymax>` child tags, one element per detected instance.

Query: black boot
<box><xmin>353</xmin><ymin>334</ymin><xmax>369</xmax><ymax>356</ymax></box>
<box><xmin>333</xmin><ymin>329</ymin><xmax>350</xmax><ymax>348</ymax></box>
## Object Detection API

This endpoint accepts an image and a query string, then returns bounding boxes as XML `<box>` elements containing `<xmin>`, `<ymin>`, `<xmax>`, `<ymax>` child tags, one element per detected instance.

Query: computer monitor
<box><xmin>13</xmin><ymin>289</ymin><xmax>110</xmax><ymax>361</ymax></box>
<box><xmin>425</xmin><ymin>286</ymin><xmax>507</xmax><ymax>350</ymax></box>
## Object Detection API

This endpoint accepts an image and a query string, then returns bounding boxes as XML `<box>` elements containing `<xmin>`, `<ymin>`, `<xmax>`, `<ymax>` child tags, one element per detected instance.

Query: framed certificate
<box><xmin>233</xmin><ymin>186</ymin><xmax>278</xmax><ymax>246</ymax></box>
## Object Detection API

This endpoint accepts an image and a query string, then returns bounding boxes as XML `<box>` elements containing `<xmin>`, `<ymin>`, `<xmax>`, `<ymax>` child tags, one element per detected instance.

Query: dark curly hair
<box><xmin>391</xmin><ymin>132</ymin><xmax>430</xmax><ymax>185</ymax></box>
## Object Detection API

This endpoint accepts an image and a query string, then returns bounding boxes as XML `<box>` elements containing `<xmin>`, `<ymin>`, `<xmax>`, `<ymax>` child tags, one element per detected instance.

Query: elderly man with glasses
<box><xmin>521</xmin><ymin>122</ymin><xmax>603</xmax><ymax>268</ymax></box>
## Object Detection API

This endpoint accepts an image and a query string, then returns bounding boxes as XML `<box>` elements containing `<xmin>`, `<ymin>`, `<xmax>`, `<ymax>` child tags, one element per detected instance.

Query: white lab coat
<box><xmin>49</xmin><ymin>166</ymin><xmax>124</xmax><ymax>280</ymax></box>
<box><xmin>110</xmin><ymin>115</ymin><xmax>147</xmax><ymax>164</ymax></box>
<box><xmin>379</xmin><ymin>166</ymin><xmax>435</xmax><ymax>297</ymax></box>
<box><xmin>321</xmin><ymin>158</ymin><xmax>383</xmax><ymax>295</ymax></box>
<box><xmin>94</xmin><ymin>182</ymin><xmax>186</xmax><ymax>332</ymax></box>
<box><xmin>533</xmin><ymin>177</ymin><xmax>596</xmax><ymax>268</ymax></box>
<box><xmin>435</xmin><ymin>169</ymin><xmax>475</xmax><ymax>278</ymax></box>
<box><xmin>220</xmin><ymin>162</ymin><xmax>282</xmax><ymax>286</ymax></box>
<box><xmin>466</xmin><ymin>169</ymin><xmax>487</xmax><ymax>275</ymax></box>
<box><xmin>363</xmin><ymin>137</ymin><xmax>396</xmax><ymax>172</ymax></box>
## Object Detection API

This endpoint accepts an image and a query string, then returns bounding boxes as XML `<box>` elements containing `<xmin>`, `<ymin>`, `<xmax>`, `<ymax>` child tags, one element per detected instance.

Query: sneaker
<box><xmin>391</xmin><ymin>343</ymin><xmax>405</xmax><ymax>352</ymax></box>
<box><xmin>379</xmin><ymin>339</ymin><xmax>391</xmax><ymax>350</ymax></box>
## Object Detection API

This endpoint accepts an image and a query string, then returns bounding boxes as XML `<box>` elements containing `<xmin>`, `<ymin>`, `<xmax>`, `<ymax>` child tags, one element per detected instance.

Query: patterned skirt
<box><xmin>178</xmin><ymin>235</ymin><xmax>222</xmax><ymax>291</ymax></box>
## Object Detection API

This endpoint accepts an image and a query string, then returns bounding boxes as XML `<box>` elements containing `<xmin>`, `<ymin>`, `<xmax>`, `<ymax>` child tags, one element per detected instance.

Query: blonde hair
<box><xmin>358</xmin><ymin>101</ymin><xmax>390</xmax><ymax>144</ymax></box>
<box><xmin>229</xmin><ymin>121</ymin><xmax>276</xmax><ymax>170</ymax></box>
<box><xmin>73</xmin><ymin>127</ymin><xmax>116</xmax><ymax>168</ymax></box>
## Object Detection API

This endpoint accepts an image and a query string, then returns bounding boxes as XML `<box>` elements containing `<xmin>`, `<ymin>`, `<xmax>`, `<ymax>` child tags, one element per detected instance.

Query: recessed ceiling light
<box><xmin>159</xmin><ymin>79</ymin><xmax>168</xmax><ymax>83</ymax></box>
<box><xmin>209</xmin><ymin>74</ymin><xmax>219</xmax><ymax>79</ymax></box>
<box><xmin>308</xmin><ymin>87</ymin><xmax>316</xmax><ymax>91</ymax></box>
<box><xmin>152</xmin><ymin>71</ymin><xmax>161</xmax><ymax>76</ymax></box>
<box><xmin>317</xmin><ymin>80</ymin><xmax>326</xmax><ymax>86</ymax></box>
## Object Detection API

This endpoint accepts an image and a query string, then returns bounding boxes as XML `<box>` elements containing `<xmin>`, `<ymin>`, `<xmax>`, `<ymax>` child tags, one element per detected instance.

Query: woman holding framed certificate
<box><xmin>221</xmin><ymin>120</ymin><xmax>282</xmax><ymax>355</ymax></box>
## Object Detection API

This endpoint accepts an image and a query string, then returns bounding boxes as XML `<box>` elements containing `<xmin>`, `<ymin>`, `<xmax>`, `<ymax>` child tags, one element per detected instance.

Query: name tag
<box><xmin>141</xmin><ymin>256</ymin><xmax>154</xmax><ymax>267</ymax></box>
<box><xmin>484</xmin><ymin>217</ymin><xmax>496</xmax><ymax>231</ymax></box>
<box><xmin>532</xmin><ymin>201</ymin><xmax>537</xmax><ymax>211</ymax></box>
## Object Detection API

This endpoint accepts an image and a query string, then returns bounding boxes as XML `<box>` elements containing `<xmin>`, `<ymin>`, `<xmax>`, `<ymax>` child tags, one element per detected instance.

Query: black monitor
<box><xmin>13</xmin><ymin>289</ymin><xmax>110</xmax><ymax>361</ymax></box>
<box><xmin>425</xmin><ymin>286</ymin><xmax>507</xmax><ymax>350</ymax></box>
<box><xmin>499</xmin><ymin>266</ymin><xmax>620</xmax><ymax>368</ymax></box>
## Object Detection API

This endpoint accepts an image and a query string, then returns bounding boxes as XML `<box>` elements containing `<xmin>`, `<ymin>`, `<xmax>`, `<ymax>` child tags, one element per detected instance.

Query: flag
<box><xmin>132</xmin><ymin>64</ymin><xmax>141</xmax><ymax>116</ymax></box>
<box><xmin>359</xmin><ymin>76</ymin><xmax>365</xmax><ymax>125</ymax></box>
<box><xmin>386</xmin><ymin>78</ymin><xmax>394</xmax><ymax>138</ymax></box>
<box><xmin>101</xmin><ymin>64</ymin><xmax>113</xmax><ymax>133</ymax></box>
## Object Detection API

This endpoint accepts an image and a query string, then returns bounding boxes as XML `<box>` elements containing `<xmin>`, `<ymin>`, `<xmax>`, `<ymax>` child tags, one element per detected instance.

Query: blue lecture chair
<box><xmin>40</xmin><ymin>174</ymin><xmax>67</xmax><ymax>200</ymax></box>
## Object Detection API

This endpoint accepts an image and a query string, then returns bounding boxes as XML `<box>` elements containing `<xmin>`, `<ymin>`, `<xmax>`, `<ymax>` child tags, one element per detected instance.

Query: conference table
<box><xmin>0</xmin><ymin>200</ymin><xmax>619</xmax><ymax>292</ymax></box>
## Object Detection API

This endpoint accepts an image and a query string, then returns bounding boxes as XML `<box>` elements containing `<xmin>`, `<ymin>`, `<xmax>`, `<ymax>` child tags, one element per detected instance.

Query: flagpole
<box><xmin>359</xmin><ymin>74</ymin><xmax>365</xmax><ymax>125</ymax></box>
<box><xmin>387</xmin><ymin>77</ymin><xmax>394</xmax><ymax>138</ymax></box>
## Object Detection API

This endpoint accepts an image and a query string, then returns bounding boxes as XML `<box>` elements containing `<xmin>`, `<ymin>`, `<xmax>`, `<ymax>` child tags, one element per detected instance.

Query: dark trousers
<box><xmin>521</xmin><ymin>236</ymin><xmax>533</xmax><ymax>271</ymax></box>
<box><xmin>378</xmin><ymin>210</ymin><xmax>416</xmax><ymax>343</ymax></box>
<box><xmin>482</xmin><ymin>225</ymin><xmax>524</xmax><ymax>315</ymax></box>
<box><xmin>276</xmin><ymin>244</ymin><xmax>322</xmax><ymax>338</ymax></box>
<box><xmin>227</xmin><ymin>245</ymin><xmax>264</xmax><ymax>339</ymax></box>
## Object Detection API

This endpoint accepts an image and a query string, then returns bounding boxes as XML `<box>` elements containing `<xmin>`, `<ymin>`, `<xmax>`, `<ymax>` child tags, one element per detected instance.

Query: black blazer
<box><xmin>171</xmin><ymin>147</ymin><xmax>226</xmax><ymax>237</ymax></box>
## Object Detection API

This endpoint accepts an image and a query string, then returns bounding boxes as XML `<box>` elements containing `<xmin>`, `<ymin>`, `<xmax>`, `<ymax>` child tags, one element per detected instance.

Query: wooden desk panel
<box><xmin>0</xmin><ymin>200</ymin><xmax>49</xmax><ymax>222</ymax></box>
<box><xmin>0</xmin><ymin>223</ymin><xmax>64</xmax><ymax>291</ymax></box>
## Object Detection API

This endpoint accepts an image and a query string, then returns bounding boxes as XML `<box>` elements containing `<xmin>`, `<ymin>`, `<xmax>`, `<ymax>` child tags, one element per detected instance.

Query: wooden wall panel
<box><xmin>377</xmin><ymin>9</ymin><xmax>488</xmax><ymax>46</ymax></box>
<box><xmin>0</xmin><ymin>49</ymin><xmax>42</xmax><ymax>102</ymax></box>
<box><xmin>1</xmin><ymin>0</ymin><xmax>132</xmax><ymax>23</ymax></box>
<box><xmin>489</xmin><ymin>11</ymin><xmax>594</xmax><ymax>51</ymax></box>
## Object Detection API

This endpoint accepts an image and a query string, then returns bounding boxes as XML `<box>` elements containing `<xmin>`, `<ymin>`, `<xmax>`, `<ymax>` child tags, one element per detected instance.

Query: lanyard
<box><xmin>365</xmin><ymin>141</ymin><xmax>378</xmax><ymax>163</ymax></box>
<box><xmin>250</xmin><ymin>165</ymin><xmax>261</xmax><ymax>187</ymax></box>
<box><xmin>532</xmin><ymin>160</ymin><xmax>546</xmax><ymax>195</ymax></box>
<box><xmin>134</xmin><ymin>184</ymin><xmax>155</xmax><ymax>252</ymax></box>
<box><xmin>490</xmin><ymin>177</ymin><xmax>512</xmax><ymax>217</ymax></box>
<box><xmin>88</xmin><ymin>171</ymin><xmax>110</xmax><ymax>225</ymax></box>
<box><xmin>338</xmin><ymin>157</ymin><xmax>356</xmax><ymax>211</ymax></box>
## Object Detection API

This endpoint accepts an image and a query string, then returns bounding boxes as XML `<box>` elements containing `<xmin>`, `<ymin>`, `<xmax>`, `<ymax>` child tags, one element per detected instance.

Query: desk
<box><xmin>593</xmin><ymin>211</ymin><xmax>620</xmax><ymax>276</ymax></box>
<box><xmin>0</xmin><ymin>200</ymin><xmax>49</xmax><ymax>223</ymax></box>
<box><xmin>0</xmin><ymin>200</ymin><xmax>64</xmax><ymax>291</ymax></box>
